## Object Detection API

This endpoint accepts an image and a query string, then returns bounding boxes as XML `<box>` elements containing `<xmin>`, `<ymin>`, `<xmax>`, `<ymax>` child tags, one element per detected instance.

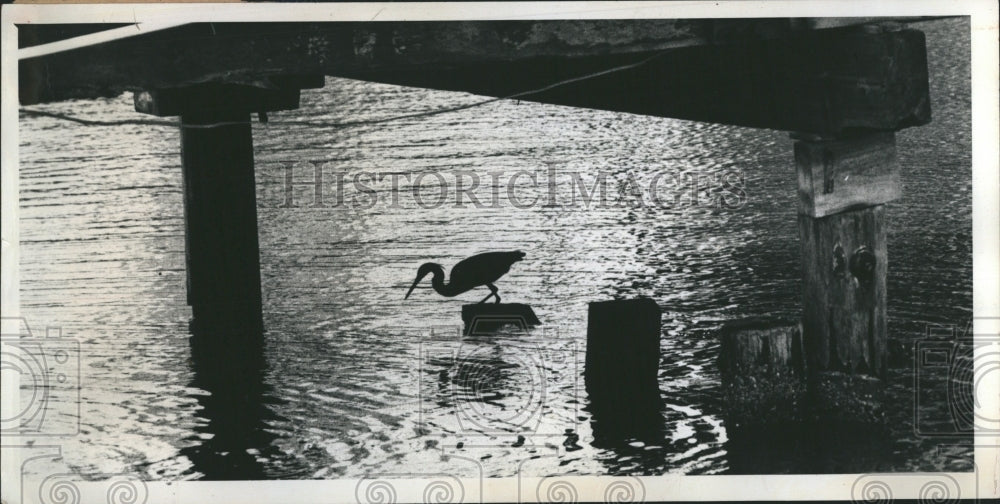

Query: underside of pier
<box><xmin>17</xmin><ymin>17</ymin><xmax>934</xmax><ymax>425</ymax></box>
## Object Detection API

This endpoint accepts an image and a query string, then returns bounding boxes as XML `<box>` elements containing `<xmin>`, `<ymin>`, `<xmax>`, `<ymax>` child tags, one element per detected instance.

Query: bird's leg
<box><xmin>478</xmin><ymin>284</ymin><xmax>501</xmax><ymax>304</ymax></box>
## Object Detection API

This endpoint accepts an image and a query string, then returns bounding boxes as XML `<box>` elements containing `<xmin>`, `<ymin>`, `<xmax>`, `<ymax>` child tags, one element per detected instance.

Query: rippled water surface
<box><xmin>16</xmin><ymin>18</ymin><xmax>972</xmax><ymax>479</ymax></box>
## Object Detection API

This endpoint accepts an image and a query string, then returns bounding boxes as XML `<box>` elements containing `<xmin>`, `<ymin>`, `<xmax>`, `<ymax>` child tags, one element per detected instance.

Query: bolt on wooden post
<box><xmin>795</xmin><ymin>132</ymin><xmax>900</xmax><ymax>422</ymax></box>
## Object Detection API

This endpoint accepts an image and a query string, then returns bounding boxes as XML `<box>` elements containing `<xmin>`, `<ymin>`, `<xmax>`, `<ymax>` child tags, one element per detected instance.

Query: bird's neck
<box><xmin>429</xmin><ymin>267</ymin><xmax>461</xmax><ymax>297</ymax></box>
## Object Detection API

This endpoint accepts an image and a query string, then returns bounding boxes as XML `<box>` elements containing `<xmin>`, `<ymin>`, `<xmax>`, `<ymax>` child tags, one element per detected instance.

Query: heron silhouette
<box><xmin>405</xmin><ymin>251</ymin><xmax>525</xmax><ymax>304</ymax></box>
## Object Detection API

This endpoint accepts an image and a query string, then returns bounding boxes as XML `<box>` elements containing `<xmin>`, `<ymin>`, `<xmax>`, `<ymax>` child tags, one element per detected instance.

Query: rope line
<box><xmin>19</xmin><ymin>48</ymin><xmax>672</xmax><ymax>131</ymax></box>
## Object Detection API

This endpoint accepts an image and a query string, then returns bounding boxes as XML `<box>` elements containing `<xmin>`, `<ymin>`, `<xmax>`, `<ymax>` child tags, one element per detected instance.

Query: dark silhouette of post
<box><xmin>135</xmin><ymin>77</ymin><xmax>323</xmax><ymax>337</ymax></box>
<box><xmin>585</xmin><ymin>298</ymin><xmax>662</xmax><ymax>432</ymax></box>
<box><xmin>179</xmin><ymin>109</ymin><xmax>263</xmax><ymax>334</ymax></box>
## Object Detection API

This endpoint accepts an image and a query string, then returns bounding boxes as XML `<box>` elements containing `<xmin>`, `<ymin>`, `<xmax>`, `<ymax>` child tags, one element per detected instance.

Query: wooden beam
<box><xmin>795</xmin><ymin>133</ymin><xmax>901</xmax><ymax>217</ymax></box>
<box><xmin>21</xmin><ymin>21</ymin><xmax>930</xmax><ymax>134</ymax></box>
<box><xmin>348</xmin><ymin>25</ymin><xmax>929</xmax><ymax>134</ymax></box>
<box><xmin>17</xmin><ymin>20</ymin><xmax>709</xmax><ymax>103</ymax></box>
<box><xmin>133</xmin><ymin>75</ymin><xmax>323</xmax><ymax>117</ymax></box>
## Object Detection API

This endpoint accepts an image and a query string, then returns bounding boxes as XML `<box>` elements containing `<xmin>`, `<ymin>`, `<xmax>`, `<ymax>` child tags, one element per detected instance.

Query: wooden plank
<box><xmin>21</xmin><ymin>21</ymin><xmax>930</xmax><ymax>134</ymax></box>
<box><xmin>798</xmin><ymin>205</ymin><xmax>887</xmax><ymax>377</ymax></box>
<box><xmin>795</xmin><ymin>132</ymin><xmax>901</xmax><ymax>217</ymax></box>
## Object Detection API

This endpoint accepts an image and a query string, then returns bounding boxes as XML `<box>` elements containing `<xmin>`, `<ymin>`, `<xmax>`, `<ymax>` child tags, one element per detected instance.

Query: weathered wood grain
<box><xmin>717</xmin><ymin>321</ymin><xmax>807</xmax><ymax>426</ymax></box>
<box><xmin>798</xmin><ymin>205</ymin><xmax>887</xmax><ymax>377</ymax></box>
<box><xmin>796</xmin><ymin>132</ymin><xmax>901</xmax><ymax>217</ymax></box>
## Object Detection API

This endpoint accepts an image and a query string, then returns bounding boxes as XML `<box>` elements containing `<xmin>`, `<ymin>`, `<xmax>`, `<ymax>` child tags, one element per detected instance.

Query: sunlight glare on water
<box><xmin>17</xmin><ymin>18</ymin><xmax>971</xmax><ymax>479</ymax></box>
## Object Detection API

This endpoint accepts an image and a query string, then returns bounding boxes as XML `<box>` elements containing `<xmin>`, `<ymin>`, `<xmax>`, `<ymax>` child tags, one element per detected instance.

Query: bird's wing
<box><xmin>449</xmin><ymin>251</ymin><xmax>524</xmax><ymax>284</ymax></box>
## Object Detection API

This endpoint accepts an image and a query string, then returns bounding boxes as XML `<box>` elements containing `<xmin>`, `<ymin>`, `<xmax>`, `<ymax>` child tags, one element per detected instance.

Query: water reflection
<box><xmin>15</xmin><ymin>17</ymin><xmax>972</xmax><ymax>478</ymax></box>
<box><xmin>588</xmin><ymin>402</ymin><xmax>667</xmax><ymax>471</ymax></box>
<box><xmin>724</xmin><ymin>422</ymin><xmax>893</xmax><ymax>474</ymax></box>
<box><xmin>429</xmin><ymin>336</ymin><xmax>550</xmax><ymax>435</ymax></box>
<box><xmin>182</xmin><ymin>328</ymin><xmax>289</xmax><ymax>479</ymax></box>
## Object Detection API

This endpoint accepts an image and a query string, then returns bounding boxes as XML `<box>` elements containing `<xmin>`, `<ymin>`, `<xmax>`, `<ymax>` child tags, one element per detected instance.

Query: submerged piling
<box><xmin>585</xmin><ymin>298</ymin><xmax>662</xmax><ymax>429</ymax></box>
<box><xmin>718</xmin><ymin>320</ymin><xmax>807</xmax><ymax>427</ymax></box>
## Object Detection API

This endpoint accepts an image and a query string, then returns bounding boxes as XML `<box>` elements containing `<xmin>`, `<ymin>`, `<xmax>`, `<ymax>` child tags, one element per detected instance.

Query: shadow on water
<box><xmin>180</xmin><ymin>326</ymin><xmax>297</xmax><ymax>480</ymax></box>
<box><xmin>588</xmin><ymin>402</ymin><xmax>669</xmax><ymax>471</ymax></box>
<box><xmin>724</xmin><ymin>421</ymin><xmax>894</xmax><ymax>474</ymax></box>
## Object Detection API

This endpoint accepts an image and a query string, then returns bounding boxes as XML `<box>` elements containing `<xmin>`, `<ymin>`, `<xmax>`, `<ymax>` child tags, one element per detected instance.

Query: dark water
<box><xmin>16</xmin><ymin>18</ymin><xmax>971</xmax><ymax>480</ymax></box>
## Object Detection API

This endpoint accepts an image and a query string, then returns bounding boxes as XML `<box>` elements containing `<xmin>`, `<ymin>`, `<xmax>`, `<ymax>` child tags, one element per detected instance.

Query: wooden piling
<box><xmin>135</xmin><ymin>78</ymin><xmax>323</xmax><ymax>336</ymax></box>
<box><xmin>585</xmin><ymin>298</ymin><xmax>662</xmax><ymax>418</ymax></box>
<box><xmin>795</xmin><ymin>132</ymin><xmax>898</xmax><ymax>423</ymax></box>
<box><xmin>796</xmin><ymin>133</ymin><xmax>896</xmax><ymax>377</ymax></box>
<box><xmin>717</xmin><ymin>321</ymin><xmax>806</xmax><ymax>427</ymax></box>
<box><xmin>180</xmin><ymin>109</ymin><xmax>263</xmax><ymax>334</ymax></box>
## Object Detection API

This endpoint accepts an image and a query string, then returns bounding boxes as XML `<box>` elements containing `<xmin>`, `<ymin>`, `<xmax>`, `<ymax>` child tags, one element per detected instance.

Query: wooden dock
<box><xmin>18</xmin><ymin>17</ymin><xmax>932</xmax><ymax>422</ymax></box>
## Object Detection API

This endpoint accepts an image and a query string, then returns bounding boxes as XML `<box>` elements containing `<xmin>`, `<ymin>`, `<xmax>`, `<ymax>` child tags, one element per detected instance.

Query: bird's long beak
<box><xmin>404</xmin><ymin>271</ymin><xmax>429</xmax><ymax>299</ymax></box>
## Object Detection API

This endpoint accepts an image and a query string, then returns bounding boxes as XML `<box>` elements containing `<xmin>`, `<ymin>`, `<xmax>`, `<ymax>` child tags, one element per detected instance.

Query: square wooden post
<box><xmin>585</xmin><ymin>298</ymin><xmax>663</xmax><ymax>438</ymax></box>
<box><xmin>795</xmin><ymin>132</ymin><xmax>899</xmax><ymax>421</ymax></box>
<box><xmin>134</xmin><ymin>77</ymin><xmax>323</xmax><ymax>338</ymax></box>
<box><xmin>179</xmin><ymin>109</ymin><xmax>264</xmax><ymax>335</ymax></box>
